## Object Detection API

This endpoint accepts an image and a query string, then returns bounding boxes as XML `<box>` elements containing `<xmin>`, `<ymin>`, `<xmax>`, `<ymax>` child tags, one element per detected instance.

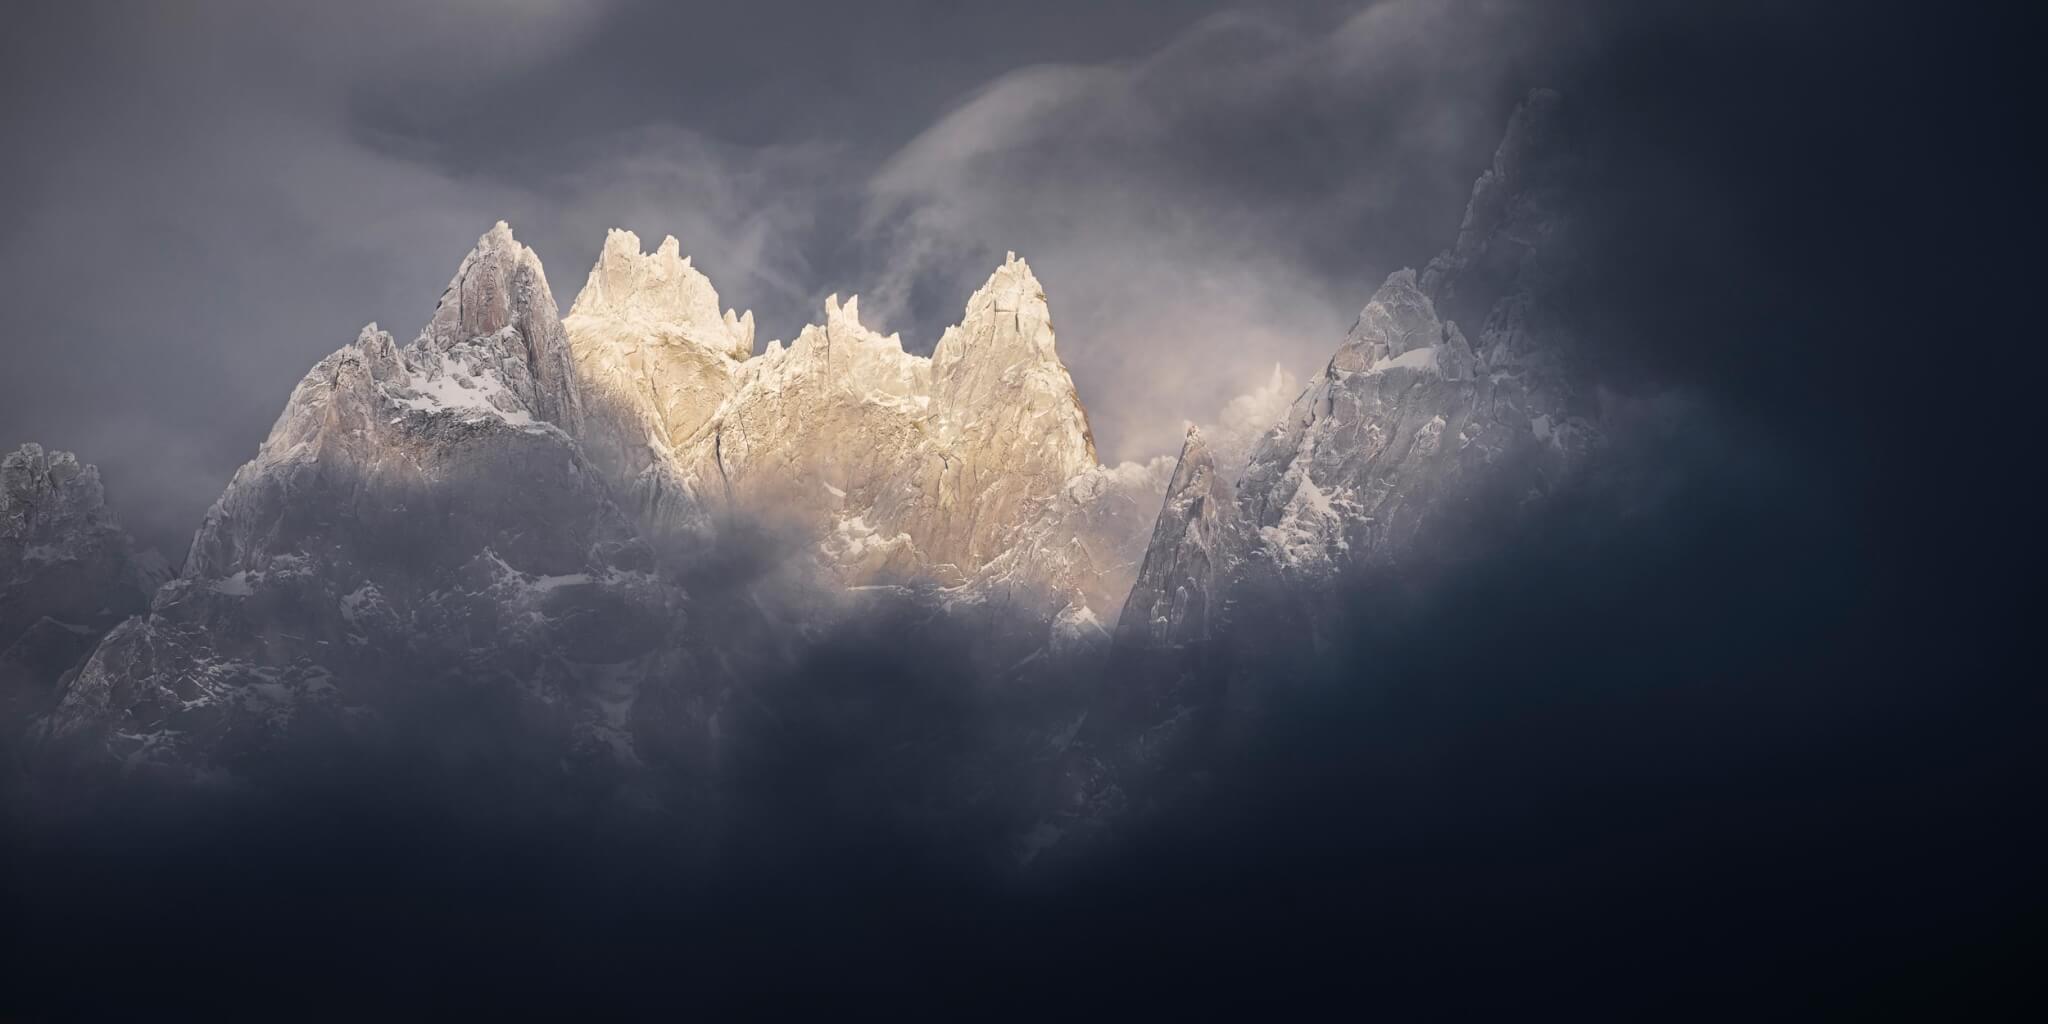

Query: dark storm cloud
<box><xmin>1</xmin><ymin>2</ymin><xmax>2034</xmax><ymax>1013</ymax></box>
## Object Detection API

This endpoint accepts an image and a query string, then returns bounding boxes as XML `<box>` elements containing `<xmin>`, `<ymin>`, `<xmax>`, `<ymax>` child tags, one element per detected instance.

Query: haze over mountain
<box><xmin>6</xmin><ymin>90</ymin><xmax>1621</xmax><ymax>819</ymax></box>
<box><xmin>0</xmin><ymin>2</ymin><xmax>2028</xmax><ymax>1016</ymax></box>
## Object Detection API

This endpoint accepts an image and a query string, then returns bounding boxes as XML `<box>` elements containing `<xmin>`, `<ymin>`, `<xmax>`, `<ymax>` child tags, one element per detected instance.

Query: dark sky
<box><xmin>0</xmin><ymin>0</ymin><xmax>1621</xmax><ymax>555</ymax></box>
<box><xmin>0</xmin><ymin>0</ymin><xmax>2009</xmax><ymax>562</ymax></box>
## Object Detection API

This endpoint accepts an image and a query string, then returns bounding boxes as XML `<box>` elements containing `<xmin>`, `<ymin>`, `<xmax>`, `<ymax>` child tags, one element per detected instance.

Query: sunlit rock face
<box><xmin>567</xmin><ymin>241</ymin><xmax>1169</xmax><ymax>631</ymax></box>
<box><xmin>2</xmin><ymin>445</ymin><xmax>166</xmax><ymax>723</ymax></box>
<box><xmin>45</xmin><ymin>225</ymin><xmax>694</xmax><ymax>785</ymax></box>
<box><xmin>564</xmin><ymin>229</ymin><xmax>755</xmax><ymax>540</ymax></box>
<box><xmin>1119</xmin><ymin>88</ymin><xmax>1600</xmax><ymax>647</ymax></box>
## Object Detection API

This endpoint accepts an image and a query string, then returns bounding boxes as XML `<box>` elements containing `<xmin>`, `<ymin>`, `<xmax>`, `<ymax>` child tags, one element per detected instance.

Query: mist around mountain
<box><xmin>2</xmin><ymin>14</ymin><xmax>2034</xmax><ymax>1013</ymax></box>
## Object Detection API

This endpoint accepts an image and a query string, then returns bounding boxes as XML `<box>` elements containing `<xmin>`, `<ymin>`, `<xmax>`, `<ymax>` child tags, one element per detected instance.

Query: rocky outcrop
<box><xmin>1115</xmin><ymin>428</ymin><xmax>1245</xmax><ymax>647</ymax></box>
<box><xmin>43</xmin><ymin>225</ymin><xmax>695</xmax><ymax>785</ymax></box>
<box><xmin>2</xmin><ymin>444</ymin><xmax>166</xmax><ymax>723</ymax></box>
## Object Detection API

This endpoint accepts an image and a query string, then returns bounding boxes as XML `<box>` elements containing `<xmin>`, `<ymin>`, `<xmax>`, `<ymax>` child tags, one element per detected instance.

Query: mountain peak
<box><xmin>415</xmin><ymin>221</ymin><xmax>582</xmax><ymax>431</ymax></box>
<box><xmin>986</xmin><ymin>250</ymin><xmax>1043</xmax><ymax>307</ymax></box>
<box><xmin>567</xmin><ymin>228</ymin><xmax>752</xmax><ymax>361</ymax></box>
<box><xmin>1115</xmin><ymin>420</ymin><xmax>1241</xmax><ymax>647</ymax></box>
<box><xmin>931</xmin><ymin>250</ymin><xmax>1058</xmax><ymax>372</ymax></box>
<box><xmin>423</xmin><ymin>221</ymin><xmax>549</xmax><ymax>347</ymax></box>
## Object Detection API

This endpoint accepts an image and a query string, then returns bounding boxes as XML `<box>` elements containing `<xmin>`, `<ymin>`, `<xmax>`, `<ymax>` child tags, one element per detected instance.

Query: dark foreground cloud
<box><xmin>3</xmin><ymin>403</ymin><xmax>2028</xmax><ymax>1015</ymax></box>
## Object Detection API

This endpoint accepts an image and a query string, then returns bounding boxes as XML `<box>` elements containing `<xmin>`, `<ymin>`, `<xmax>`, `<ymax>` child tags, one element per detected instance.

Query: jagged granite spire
<box><xmin>1115</xmin><ymin>427</ymin><xmax>1243</xmax><ymax>646</ymax></box>
<box><xmin>419</xmin><ymin>221</ymin><xmax>584</xmax><ymax>433</ymax></box>
<box><xmin>930</xmin><ymin>252</ymin><xmax>1094</xmax><ymax>471</ymax></box>
<box><xmin>564</xmin><ymin>229</ymin><xmax>757</xmax><ymax>542</ymax></box>
<box><xmin>567</xmin><ymin>239</ymin><xmax>1162</xmax><ymax>630</ymax></box>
